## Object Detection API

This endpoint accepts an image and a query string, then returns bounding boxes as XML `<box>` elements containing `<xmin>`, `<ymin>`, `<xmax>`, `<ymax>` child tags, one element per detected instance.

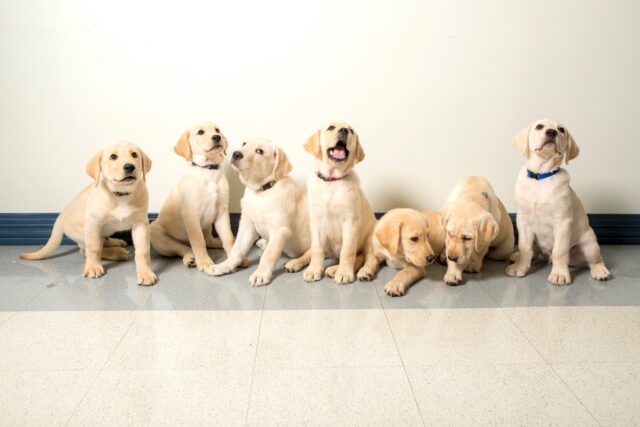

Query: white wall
<box><xmin>1</xmin><ymin>0</ymin><xmax>638</xmax><ymax>214</ymax></box>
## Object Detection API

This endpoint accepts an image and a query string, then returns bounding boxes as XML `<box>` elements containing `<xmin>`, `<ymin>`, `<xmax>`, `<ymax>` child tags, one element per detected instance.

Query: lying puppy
<box><xmin>301</xmin><ymin>121</ymin><xmax>378</xmax><ymax>284</ymax></box>
<box><xmin>441</xmin><ymin>176</ymin><xmax>514</xmax><ymax>285</ymax></box>
<box><xmin>20</xmin><ymin>142</ymin><xmax>157</xmax><ymax>285</ymax></box>
<box><xmin>209</xmin><ymin>139</ymin><xmax>311</xmax><ymax>286</ymax></box>
<box><xmin>505</xmin><ymin>119</ymin><xmax>612</xmax><ymax>285</ymax></box>
<box><xmin>150</xmin><ymin>122</ymin><xmax>235</xmax><ymax>273</ymax></box>
<box><xmin>372</xmin><ymin>209</ymin><xmax>445</xmax><ymax>296</ymax></box>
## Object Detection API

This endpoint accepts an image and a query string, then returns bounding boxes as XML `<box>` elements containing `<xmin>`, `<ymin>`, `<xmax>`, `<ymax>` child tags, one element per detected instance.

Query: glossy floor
<box><xmin>1</xmin><ymin>245</ymin><xmax>639</xmax><ymax>425</ymax></box>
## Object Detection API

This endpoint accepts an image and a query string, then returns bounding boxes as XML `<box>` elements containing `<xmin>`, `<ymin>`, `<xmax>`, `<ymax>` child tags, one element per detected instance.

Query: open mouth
<box><xmin>327</xmin><ymin>141</ymin><xmax>349</xmax><ymax>162</ymax></box>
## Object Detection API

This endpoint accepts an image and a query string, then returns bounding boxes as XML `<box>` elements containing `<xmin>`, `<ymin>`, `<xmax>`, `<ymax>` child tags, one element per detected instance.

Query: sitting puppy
<box><xmin>372</xmin><ymin>209</ymin><xmax>445</xmax><ymax>296</ymax></box>
<box><xmin>20</xmin><ymin>142</ymin><xmax>157</xmax><ymax>285</ymax></box>
<box><xmin>209</xmin><ymin>139</ymin><xmax>311</xmax><ymax>286</ymax></box>
<box><xmin>505</xmin><ymin>119</ymin><xmax>612</xmax><ymax>285</ymax></box>
<box><xmin>150</xmin><ymin>122</ymin><xmax>235</xmax><ymax>273</ymax></box>
<box><xmin>441</xmin><ymin>176</ymin><xmax>514</xmax><ymax>285</ymax></box>
<box><xmin>301</xmin><ymin>121</ymin><xmax>378</xmax><ymax>284</ymax></box>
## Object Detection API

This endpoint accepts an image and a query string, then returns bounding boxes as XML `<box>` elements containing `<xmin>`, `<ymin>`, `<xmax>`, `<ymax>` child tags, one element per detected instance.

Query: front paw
<box><xmin>590</xmin><ymin>263</ymin><xmax>612</xmax><ymax>281</ymax></box>
<box><xmin>357</xmin><ymin>265</ymin><xmax>376</xmax><ymax>281</ymax></box>
<box><xmin>205</xmin><ymin>260</ymin><xmax>235</xmax><ymax>277</ymax></box>
<box><xmin>284</xmin><ymin>258</ymin><xmax>306</xmax><ymax>273</ymax></box>
<box><xmin>548</xmin><ymin>268</ymin><xmax>572</xmax><ymax>286</ymax></box>
<box><xmin>249</xmin><ymin>269</ymin><xmax>272</xmax><ymax>287</ymax></box>
<box><xmin>255</xmin><ymin>238</ymin><xmax>267</xmax><ymax>251</ymax></box>
<box><xmin>444</xmin><ymin>269</ymin><xmax>463</xmax><ymax>286</ymax></box>
<box><xmin>333</xmin><ymin>267</ymin><xmax>355</xmax><ymax>285</ymax></box>
<box><xmin>137</xmin><ymin>268</ymin><xmax>158</xmax><ymax>286</ymax></box>
<box><xmin>384</xmin><ymin>280</ymin><xmax>406</xmax><ymax>296</ymax></box>
<box><xmin>196</xmin><ymin>257</ymin><xmax>214</xmax><ymax>272</ymax></box>
<box><xmin>83</xmin><ymin>263</ymin><xmax>105</xmax><ymax>279</ymax></box>
<box><xmin>303</xmin><ymin>267</ymin><xmax>323</xmax><ymax>282</ymax></box>
<box><xmin>465</xmin><ymin>262</ymin><xmax>482</xmax><ymax>274</ymax></box>
<box><xmin>505</xmin><ymin>263</ymin><xmax>529</xmax><ymax>278</ymax></box>
<box><xmin>182</xmin><ymin>253</ymin><xmax>196</xmax><ymax>268</ymax></box>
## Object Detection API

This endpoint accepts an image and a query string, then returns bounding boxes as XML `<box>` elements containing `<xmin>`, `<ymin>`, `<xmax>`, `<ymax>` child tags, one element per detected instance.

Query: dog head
<box><xmin>375</xmin><ymin>209</ymin><xmax>436</xmax><ymax>268</ymax></box>
<box><xmin>86</xmin><ymin>141</ymin><xmax>152</xmax><ymax>189</ymax></box>
<box><xmin>512</xmin><ymin>119</ymin><xmax>579</xmax><ymax>165</ymax></box>
<box><xmin>230</xmin><ymin>138</ymin><xmax>292</xmax><ymax>188</ymax></box>
<box><xmin>441</xmin><ymin>206</ymin><xmax>499</xmax><ymax>266</ymax></box>
<box><xmin>174</xmin><ymin>121</ymin><xmax>228</xmax><ymax>165</ymax></box>
<box><xmin>303</xmin><ymin>121</ymin><xmax>365</xmax><ymax>173</ymax></box>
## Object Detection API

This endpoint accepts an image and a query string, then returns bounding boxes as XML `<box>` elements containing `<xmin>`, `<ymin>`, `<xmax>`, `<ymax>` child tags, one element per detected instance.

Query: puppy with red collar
<box><xmin>505</xmin><ymin>119</ymin><xmax>612</xmax><ymax>285</ymax></box>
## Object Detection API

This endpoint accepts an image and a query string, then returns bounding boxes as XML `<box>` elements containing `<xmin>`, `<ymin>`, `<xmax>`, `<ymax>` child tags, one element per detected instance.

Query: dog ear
<box><xmin>354</xmin><ymin>133</ymin><xmax>366</xmax><ymax>164</ymax></box>
<box><xmin>303</xmin><ymin>130</ymin><xmax>322</xmax><ymax>160</ymax></box>
<box><xmin>512</xmin><ymin>125</ymin><xmax>531</xmax><ymax>157</ymax></box>
<box><xmin>139</xmin><ymin>148</ymin><xmax>152</xmax><ymax>182</ymax></box>
<box><xmin>174</xmin><ymin>130</ymin><xmax>192</xmax><ymax>161</ymax></box>
<box><xmin>564</xmin><ymin>129</ymin><xmax>580</xmax><ymax>164</ymax></box>
<box><xmin>475</xmin><ymin>214</ymin><xmax>499</xmax><ymax>253</ymax></box>
<box><xmin>85</xmin><ymin>149</ymin><xmax>103</xmax><ymax>186</ymax></box>
<box><xmin>272</xmin><ymin>147</ymin><xmax>293</xmax><ymax>180</ymax></box>
<box><xmin>375</xmin><ymin>218</ymin><xmax>401</xmax><ymax>257</ymax></box>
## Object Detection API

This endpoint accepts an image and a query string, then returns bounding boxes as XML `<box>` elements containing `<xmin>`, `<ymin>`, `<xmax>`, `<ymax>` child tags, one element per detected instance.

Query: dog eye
<box><xmin>242</xmin><ymin>142</ymin><xmax>247</xmax><ymax>146</ymax></box>
<box><xmin>410</xmin><ymin>236</ymin><xmax>419</xmax><ymax>242</ymax></box>
<box><xmin>349</xmin><ymin>128</ymin><xmax>354</xmax><ymax>134</ymax></box>
<box><xmin>109</xmin><ymin>154</ymin><xmax>118</xmax><ymax>160</ymax></box>
<box><xmin>558</xmin><ymin>127</ymin><xmax>565</xmax><ymax>134</ymax></box>
<box><xmin>215</xmin><ymin>127</ymin><xmax>220</xmax><ymax>133</ymax></box>
<box><xmin>131</xmin><ymin>152</ymin><xmax>138</xmax><ymax>158</ymax></box>
<box><xmin>462</xmin><ymin>235</ymin><xmax>472</xmax><ymax>241</ymax></box>
<box><xmin>256</xmin><ymin>149</ymin><xmax>263</xmax><ymax>155</ymax></box>
<box><xmin>197</xmin><ymin>129</ymin><xmax>204</xmax><ymax>135</ymax></box>
<box><xmin>327</xmin><ymin>125</ymin><xmax>335</xmax><ymax>131</ymax></box>
<box><xmin>535</xmin><ymin>124</ymin><xmax>544</xmax><ymax>130</ymax></box>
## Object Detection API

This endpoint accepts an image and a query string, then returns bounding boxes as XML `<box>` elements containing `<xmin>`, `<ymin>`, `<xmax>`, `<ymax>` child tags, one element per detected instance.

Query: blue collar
<box><xmin>527</xmin><ymin>168</ymin><xmax>560</xmax><ymax>180</ymax></box>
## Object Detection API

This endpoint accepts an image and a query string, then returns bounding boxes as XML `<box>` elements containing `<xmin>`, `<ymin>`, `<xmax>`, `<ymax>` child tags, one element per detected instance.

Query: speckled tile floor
<box><xmin>1</xmin><ymin>245</ymin><xmax>639</xmax><ymax>426</ymax></box>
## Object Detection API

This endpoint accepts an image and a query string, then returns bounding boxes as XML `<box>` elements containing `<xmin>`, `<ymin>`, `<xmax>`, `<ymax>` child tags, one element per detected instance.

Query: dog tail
<box><xmin>19</xmin><ymin>216</ymin><xmax>64</xmax><ymax>260</ymax></box>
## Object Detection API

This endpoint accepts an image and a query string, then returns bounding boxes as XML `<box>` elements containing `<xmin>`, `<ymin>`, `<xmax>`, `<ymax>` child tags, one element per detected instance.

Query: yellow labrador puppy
<box><xmin>209</xmin><ymin>139</ymin><xmax>311</xmax><ymax>286</ymax></box>
<box><xmin>301</xmin><ymin>121</ymin><xmax>377</xmax><ymax>284</ymax></box>
<box><xmin>441</xmin><ymin>176</ymin><xmax>514</xmax><ymax>285</ymax></box>
<box><xmin>505</xmin><ymin>119</ymin><xmax>612</xmax><ymax>285</ymax></box>
<box><xmin>150</xmin><ymin>122</ymin><xmax>235</xmax><ymax>273</ymax></box>
<box><xmin>373</xmin><ymin>209</ymin><xmax>445</xmax><ymax>296</ymax></box>
<box><xmin>20</xmin><ymin>142</ymin><xmax>157</xmax><ymax>285</ymax></box>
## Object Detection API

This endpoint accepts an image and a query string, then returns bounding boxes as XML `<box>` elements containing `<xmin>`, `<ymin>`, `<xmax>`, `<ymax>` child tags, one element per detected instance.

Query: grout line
<box><xmin>63</xmin><ymin>311</ymin><xmax>139</xmax><ymax>426</ymax></box>
<box><xmin>243</xmin><ymin>283</ymin><xmax>267</xmax><ymax>427</ymax></box>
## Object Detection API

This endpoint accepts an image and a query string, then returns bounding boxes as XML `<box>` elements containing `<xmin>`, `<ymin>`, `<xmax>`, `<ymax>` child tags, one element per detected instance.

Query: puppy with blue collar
<box><xmin>506</xmin><ymin>119</ymin><xmax>612</xmax><ymax>285</ymax></box>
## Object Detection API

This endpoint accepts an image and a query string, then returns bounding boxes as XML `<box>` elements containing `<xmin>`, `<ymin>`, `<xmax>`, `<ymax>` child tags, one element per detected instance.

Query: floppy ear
<box><xmin>375</xmin><ymin>218</ymin><xmax>401</xmax><ymax>257</ymax></box>
<box><xmin>174</xmin><ymin>130</ymin><xmax>192</xmax><ymax>161</ymax></box>
<box><xmin>303</xmin><ymin>130</ymin><xmax>322</xmax><ymax>160</ymax></box>
<box><xmin>474</xmin><ymin>214</ymin><xmax>499</xmax><ymax>253</ymax></box>
<box><xmin>354</xmin><ymin>133</ymin><xmax>366</xmax><ymax>164</ymax></box>
<box><xmin>85</xmin><ymin>149</ymin><xmax>103</xmax><ymax>186</ymax></box>
<box><xmin>564</xmin><ymin>129</ymin><xmax>580</xmax><ymax>164</ymax></box>
<box><xmin>512</xmin><ymin>125</ymin><xmax>531</xmax><ymax>157</ymax></box>
<box><xmin>272</xmin><ymin>147</ymin><xmax>293</xmax><ymax>180</ymax></box>
<box><xmin>139</xmin><ymin>148</ymin><xmax>152</xmax><ymax>182</ymax></box>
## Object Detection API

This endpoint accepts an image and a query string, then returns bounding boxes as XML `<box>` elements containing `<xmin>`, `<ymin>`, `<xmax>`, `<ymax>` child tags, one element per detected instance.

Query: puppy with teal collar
<box><xmin>505</xmin><ymin>119</ymin><xmax>612</xmax><ymax>285</ymax></box>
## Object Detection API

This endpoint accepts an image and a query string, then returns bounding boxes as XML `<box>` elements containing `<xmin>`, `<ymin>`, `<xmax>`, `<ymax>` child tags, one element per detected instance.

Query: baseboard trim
<box><xmin>0</xmin><ymin>212</ymin><xmax>638</xmax><ymax>246</ymax></box>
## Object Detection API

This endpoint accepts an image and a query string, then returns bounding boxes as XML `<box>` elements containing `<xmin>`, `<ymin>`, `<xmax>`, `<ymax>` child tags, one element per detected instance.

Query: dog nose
<box><xmin>545</xmin><ymin>129</ymin><xmax>558</xmax><ymax>137</ymax></box>
<box><xmin>123</xmin><ymin>163</ymin><xmax>135</xmax><ymax>173</ymax></box>
<box><xmin>427</xmin><ymin>255</ymin><xmax>435</xmax><ymax>263</ymax></box>
<box><xmin>212</xmin><ymin>134</ymin><xmax>221</xmax><ymax>143</ymax></box>
<box><xmin>232</xmin><ymin>151</ymin><xmax>243</xmax><ymax>161</ymax></box>
<box><xmin>447</xmin><ymin>255</ymin><xmax>459</xmax><ymax>262</ymax></box>
<box><xmin>338</xmin><ymin>127</ymin><xmax>349</xmax><ymax>137</ymax></box>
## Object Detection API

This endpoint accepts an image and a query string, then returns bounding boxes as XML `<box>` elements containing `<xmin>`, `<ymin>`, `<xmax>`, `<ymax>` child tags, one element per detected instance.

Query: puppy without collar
<box><xmin>441</xmin><ymin>176</ymin><xmax>515</xmax><ymax>286</ymax></box>
<box><xmin>300</xmin><ymin>121</ymin><xmax>378</xmax><ymax>284</ymax></box>
<box><xmin>372</xmin><ymin>209</ymin><xmax>445</xmax><ymax>296</ymax></box>
<box><xmin>208</xmin><ymin>139</ymin><xmax>311</xmax><ymax>286</ymax></box>
<box><xmin>505</xmin><ymin>119</ymin><xmax>612</xmax><ymax>285</ymax></box>
<box><xmin>150</xmin><ymin>122</ymin><xmax>236</xmax><ymax>272</ymax></box>
<box><xmin>19</xmin><ymin>141</ymin><xmax>157</xmax><ymax>285</ymax></box>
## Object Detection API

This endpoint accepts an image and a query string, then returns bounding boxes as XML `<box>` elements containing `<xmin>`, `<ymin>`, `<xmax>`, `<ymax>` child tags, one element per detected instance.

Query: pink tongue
<box><xmin>331</xmin><ymin>147</ymin><xmax>346</xmax><ymax>159</ymax></box>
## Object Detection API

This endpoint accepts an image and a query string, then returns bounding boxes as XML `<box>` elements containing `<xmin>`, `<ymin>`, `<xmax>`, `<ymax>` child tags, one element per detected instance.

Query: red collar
<box><xmin>316</xmin><ymin>171</ymin><xmax>347</xmax><ymax>182</ymax></box>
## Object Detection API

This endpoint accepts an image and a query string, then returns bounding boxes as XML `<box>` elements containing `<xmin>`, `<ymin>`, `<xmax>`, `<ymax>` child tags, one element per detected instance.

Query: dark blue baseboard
<box><xmin>0</xmin><ymin>212</ymin><xmax>638</xmax><ymax>246</ymax></box>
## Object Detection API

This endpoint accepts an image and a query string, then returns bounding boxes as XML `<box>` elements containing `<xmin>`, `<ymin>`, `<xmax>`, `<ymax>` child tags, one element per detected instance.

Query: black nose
<box><xmin>232</xmin><ymin>151</ymin><xmax>243</xmax><ymax>160</ymax></box>
<box><xmin>448</xmin><ymin>255</ymin><xmax>459</xmax><ymax>262</ymax></box>
<box><xmin>427</xmin><ymin>255</ymin><xmax>435</xmax><ymax>263</ymax></box>
<box><xmin>123</xmin><ymin>163</ymin><xmax>135</xmax><ymax>173</ymax></box>
<box><xmin>338</xmin><ymin>127</ymin><xmax>349</xmax><ymax>137</ymax></box>
<box><xmin>212</xmin><ymin>134</ymin><xmax>221</xmax><ymax>143</ymax></box>
<box><xmin>545</xmin><ymin>129</ymin><xmax>558</xmax><ymax>137</ymax></box>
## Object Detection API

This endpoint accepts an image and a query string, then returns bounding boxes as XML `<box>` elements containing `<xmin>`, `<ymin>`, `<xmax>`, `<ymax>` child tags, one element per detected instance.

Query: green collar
<box><xmin>257</xmin><ymin>180</ymin><xmax>277</xmax><ymax>192</ymax></box>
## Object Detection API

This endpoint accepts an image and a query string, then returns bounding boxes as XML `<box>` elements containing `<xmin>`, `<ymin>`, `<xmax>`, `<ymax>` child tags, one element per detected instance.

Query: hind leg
<box><xmin>578</xmin><ymin>229</ymin><xmax>612</xmax><ymax>281</ymax></box>
<box><xmin>150</xmin><ymin>225</ymin><xmax>196</xmax><ymax>268</ymax></box>
<box><xmin>284</xmin><ymin>248</ymin><xmax>311</xmax><ymax>273</ymax></box>
<box><xmin>101</xmin><ymin>247</ymin><xmax>130</xmax><ymax>261</ymax></box>
<box><xmin>104</xmin><ymin>237</ymin><xmax>127</xmax><ymax>248</ymax></box>
<box><xmin>204</xmin><ymin>224</ymin><xmax>223</xmax><ymax>249</ymax></box>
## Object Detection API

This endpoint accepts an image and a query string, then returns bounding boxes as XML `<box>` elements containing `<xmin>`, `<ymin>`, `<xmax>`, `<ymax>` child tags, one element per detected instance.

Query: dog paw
<box><xmin>205</xmin><ymin>261</ymin><xmax>234</xmax><ymax>277</ymax></box>
<box><xmin>357</xmin><ymin>266</ymin><xmax>376</xmax><ymax>282</ymax></box>
<box><xmin>284</xmin><ymin>259</ymin><xmax>305</xmax><ymax>273</ymax></box>
<box><xmin>249</xmin><ymin>269</ymin><xmax>272</xmax><ymax>287</ymax></box>
<box><xmin>548</xmin><ymin>269</ymin><xmax>572</xmax><ymax>286</ymax></box>
<box><xmin>324</xmin><ymin>265</ymin><xmax>338</xmax><ymax>278</ymax></box>
<box><xmin>182</xmin><ymin>253</ymin><xmax>196</xmax><ymax>268</ymax></box>
<box><xmin>303</xmin><ymin>267</ymin><xmax>323</xmax><ymax>282</ymax></box>
<box><xmin>111</xmin><ymin>247</ymin><xmax>130</xmax><ymax>261</ymax></box>
<box><xmin>105</xmin><ymin>237</ymin><xmax>127</xmax><ymax>247</ymax></box>
<box><xmin>255</xmin><ymin>238</ymin><xmax>268</xmax><ymax>251</ymax></box>
<box><xmin>83</xmin><ymin>263</ymin><xmax>105</xmax><ymax>279</ymax></box>
<box><xmin>464</xmin><ymin>263</ymin><xmax>482</xmax><ymax>274</ymax></box>
<box><xmin>334</xmin><ymin>268</ymin><xmax>355</xmax><ymax>285</ymax></box>
<box><xmin>505</xmin><ymin>263</ymin><xmax>528</xmax><ymax>278</ymax></box>
<box><xmin>444</xmin><ymin>270</ymin><xmax>463</xmax><ymax>286</ymax></box>
<box><xmin>196</xmin><ymin>257</ymin><xmax>215</xmax><ymax>272</ymax></box>
<box><xmin>590</xmin><ymin>263</ymin><xmax>612</xmax><ymax>281</ymax></box>
<box><xmin>137</xmin><ymin>269</ymin><xmax>158</xmax><ymax>286</ymax></box>
<box><xmin>239</xmin><ymin>257</ymin><xmax>249</xmax><ymax>268</ymax></box>
<box><xmin>384</xmin><ymin>281</ymin><xmax>406</xmax><ymax>296</ymax></box>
